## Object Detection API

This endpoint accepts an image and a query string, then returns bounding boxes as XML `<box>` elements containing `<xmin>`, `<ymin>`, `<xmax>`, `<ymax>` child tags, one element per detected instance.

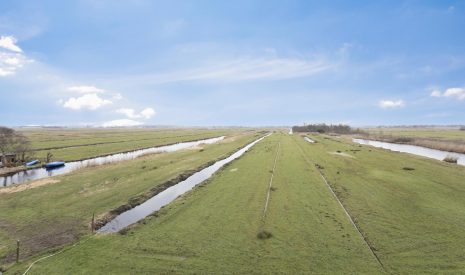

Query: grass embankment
<box><xmin>364</xmin><ymin>127</ymin><xmax>465</xmax><ymax>141</ymax></box>
<box><xmin>9</xmin><ymin>133</ymin><xmax>382</xmax><ymax>274</ymax></box>
<box><xmin>361</xmin><ymin>127</ymin><xmax>465</xmax><ymax>153</ymax></box>
<box><xmin>0</xmin><ymin>131</ymin><xmax>259</xmax><ymax>270</ymax></box>
<box><xmin>19</xmin><ymin>128</ymin><xmax>240</xmax><ymax>162</ymax></box>
<box><xmin>299</xmin><ymin>133</ymin><xmax>465</xmax><ymax>273</ymax></box>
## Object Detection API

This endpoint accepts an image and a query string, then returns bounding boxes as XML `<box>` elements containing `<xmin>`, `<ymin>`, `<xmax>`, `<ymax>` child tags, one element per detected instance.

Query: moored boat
<box><xmin>25</xmin><ymin>160</ymin><xmax>40</xmax><ymax>167</ymax></box>
<box><xmin>44</xmin><ymin>161</ymin><xmax>66</xmax><ymax>169</ymax></box>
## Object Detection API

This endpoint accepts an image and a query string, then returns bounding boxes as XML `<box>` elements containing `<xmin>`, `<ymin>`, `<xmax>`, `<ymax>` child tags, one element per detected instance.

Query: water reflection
<box><xmin>98</xmin><ymin>134</ymin><xmax>270</xmax><ymax>233</ymax></box>
<box><xmin>353</xmin><ymin>139</ymin><xmax>465</xmax><ymax>166</ymax></box>
<box><xmin>304</xmin><ymin>137</ymin><xmax>315</xmax><ymax>143</ymax></box>
<box><xmin>1</xmin><ymin>136</ymin><xmax>225</xmax><ymax>187</ymax></box>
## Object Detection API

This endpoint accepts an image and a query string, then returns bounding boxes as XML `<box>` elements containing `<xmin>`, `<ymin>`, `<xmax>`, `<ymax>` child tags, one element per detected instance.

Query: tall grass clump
<box><xmin>443</xmin><ymin>155</ymin><xmax>458</xmax><ymax>164</ymax></box>
<box><xmin>257</xmin><ymin>230</ymin><xmax>273</xmax><ymax>239</ymax></box>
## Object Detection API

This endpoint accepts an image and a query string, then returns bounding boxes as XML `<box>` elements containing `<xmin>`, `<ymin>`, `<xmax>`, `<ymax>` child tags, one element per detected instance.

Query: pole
<box><xmin>16</xmin><ymin>240</ymin><xmax>20</xmax><ymax>263</ymax></box>
<box><xmin>91</xmin><ymin>213</ymin><xmax>95</xmax><ymax>233</ymax></box>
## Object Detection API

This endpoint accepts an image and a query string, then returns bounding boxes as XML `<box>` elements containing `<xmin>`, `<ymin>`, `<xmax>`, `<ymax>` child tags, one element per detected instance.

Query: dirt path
<box><xmin>0</xmin><ymin>179</ymin><xmax>60</xmax><ymax>194</ymax></box>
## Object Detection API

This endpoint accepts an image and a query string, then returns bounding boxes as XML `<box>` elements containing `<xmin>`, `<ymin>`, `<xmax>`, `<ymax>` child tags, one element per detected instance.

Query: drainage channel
<box><xmin>98</xmin><ymin>134</ymin><xmax>271</xmax><ymax>234</ymax></box>
<box><xmin>1</xmin><ymin>136</ymin><xmax>225</xmax><ymax>187</ymax></box>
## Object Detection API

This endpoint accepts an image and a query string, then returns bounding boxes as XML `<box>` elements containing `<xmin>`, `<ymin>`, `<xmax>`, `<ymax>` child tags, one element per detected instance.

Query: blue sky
<box><xmin>0</xmin><ymin>0</ymin><xmax>464</xmax><ymax>127</ymax></box>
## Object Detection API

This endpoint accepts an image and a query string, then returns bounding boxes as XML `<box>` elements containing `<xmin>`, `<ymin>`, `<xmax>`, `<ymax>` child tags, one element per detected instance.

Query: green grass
<box><xmin>364</xmin><ymin>127</ymin><xmax>465</xmax><ymax>141</ymax></box>
<box><xmin>0</xmin><ymin>132</ymin><xmax>259</xmax><ymax>268</ymax></box>
<box><xmin>300</xmin><ymin>133</ymin><xmax>465</xmax><ymax>273</ymax></box>
<box><xmin>18</xmin><ymin>128</ymin><xmax>245</xmax><ymax>161</ymax></box>
<box><xmin>7</xmin><ymin>133</ymin><xmax>382</xmax><ymax>274</ymax></box>
<box><xmin>5</xmin><ymin>132</ymin><xmax>465</xmax><ymax>274</ymax></box>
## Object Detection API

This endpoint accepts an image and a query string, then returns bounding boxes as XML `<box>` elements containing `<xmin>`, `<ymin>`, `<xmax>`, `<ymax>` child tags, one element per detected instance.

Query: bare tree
<box><xmin>0</xmin><ymin>127</ymin><xmax>16</xmax><ymax>157</ymax></box>
<box><xmin>46</xmin><ymin>152</ymin><xmax>53</xmax><ymax>163</ymax></box>
<box><xmin>0</xmin><ymin>126</ymin><xmax>34</xmax><ymax>165</ymax></box>
<box><xmin>15</xmin><ymin>135</ymin><xmax>34</xmax><ymax>162</ymax></box>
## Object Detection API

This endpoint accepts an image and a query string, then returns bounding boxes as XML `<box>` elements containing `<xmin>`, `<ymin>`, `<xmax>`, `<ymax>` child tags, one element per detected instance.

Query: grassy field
<box><xmin>17</xmin><ymin>128</ymin><xmax>241</xmax><ymax>162</ymax></box>
<box><xmin>364</xmin><ymin>127</ymin><xmax>465</xmax><ymax>141</ymax></box>
<box><xmin>4</xmin><ymin>131</ymin><xmax>465</xmax><ymax>274</ymax></box>
<box><xmin>301</xmin><ymin>133</ymin><xmax>465</xmax><ymax>273</ymax></box>
<box><xmin>361</xmin><ymin>127</ymin><xmax>465</xmax><ymax>154</ymax></box>
<box><xmin>7</xmin><ymin>133</ymin><xmax>383</xmax><ymax>274</ymax></box>
<box><xmin>0</xmin><ymin>131</ymin><xmax>259</xmax><ymax>269</ymax></box>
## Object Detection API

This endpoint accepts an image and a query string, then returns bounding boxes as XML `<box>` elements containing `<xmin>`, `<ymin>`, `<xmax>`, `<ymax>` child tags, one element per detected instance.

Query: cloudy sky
<box><xmin>0</xmin><ymin>0</ymin><xmax>464</xmax><ymax>127</ymax></box>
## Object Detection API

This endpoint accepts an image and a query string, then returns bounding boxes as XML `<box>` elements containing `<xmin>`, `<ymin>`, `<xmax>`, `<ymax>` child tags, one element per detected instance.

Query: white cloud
<box><xmin>430</xmin><ymin>90</ymin><xmax>442</xmax><ymax>97</ymax></box>
<box><xmin>68</xmin><ymin>85</ymin><xmax>105</xmax><ymax>94</ymax></box>
<box><xmin>126</xmin><ymin>57</ymin><xmax>334</xmax><ymax>85</ymax></box>
<box><xmin>443</xmin><ymin>88</ymin><xmax>465</xmax><ymax>100</ymax></box>
<box><xmin>63</xmin><ymin>93</ymin><xmax>112</xmax><ymax>110</ymax></box>
<box><xmin>429</xmin><ymin>87</ymin><xmax>465</xmax><ymax>100</ymax></box>
<box><xmin>0</xmin><ymin>36</ymin><xmax>23</xmax><ymax>52</ymax></box>
<box><xmin>113</xmin><ymin>93</ymin><xmax>123</xmax><ymax>100</ymax></box>
<box><xmin>0</xmin><ymin>50</ymin><xmax>32</xmax><ymax>77</ymax></box>
<box><xmin>140</xmin><ymin>107</ymin><xmax>155</xmax><ymax>119</ymax></box>
<box><xmin>116</xmin><ymin>108</ymin><xmax>138</xmax><ymax>118</ymax></box>
<box><xmin>378</xmin><ymin>99</ymin><xmax>405</xmax><ymax>109</ymax></box>
<box><xmin>116</xmin><ymin>107</ymin><xmax>156</xmax><ymax>119</ymax></box>
<box><xmin>102</xmin><ymin>119</ymin><xmax>143</xmax><ymax>127</ymax></box>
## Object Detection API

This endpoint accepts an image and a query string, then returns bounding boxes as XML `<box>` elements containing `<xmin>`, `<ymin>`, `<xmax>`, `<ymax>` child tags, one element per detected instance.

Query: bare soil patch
<box><xmin>0</xmin><ymin>179</ymin><xmax>60</xmax><ymax>194</ymax></box>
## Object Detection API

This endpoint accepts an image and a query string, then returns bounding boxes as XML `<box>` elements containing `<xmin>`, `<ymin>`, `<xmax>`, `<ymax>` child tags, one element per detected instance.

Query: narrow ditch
<box><xmin>98</xmin><ymin>134</ymin><xmax>271</xmax><ymax>234</ymax></box>
<box><xmin>1</xmin><ymin>136</ymin><xmax>225</xmax><ymax>187</ymax></box>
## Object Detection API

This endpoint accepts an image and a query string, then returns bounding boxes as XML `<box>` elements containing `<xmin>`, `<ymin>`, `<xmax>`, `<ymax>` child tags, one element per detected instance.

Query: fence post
<box><xmin>91</xmin><ymin>213</ymin><xmax>95</xmax><ymax>233</ymax></box>
<box><xmin>16</xmin><ymin>240</ymin><xmax>20</xmax><ymax>263</ymax></box>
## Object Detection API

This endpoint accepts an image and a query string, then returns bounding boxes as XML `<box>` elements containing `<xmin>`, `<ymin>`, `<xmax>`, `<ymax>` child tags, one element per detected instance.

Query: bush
<box><xmin>443</xmin><ymin>155</ymin><xmax>458</xmax><ymax>163</ymax></box>
<box><xmin>392</xmin><ymin>137</ymin><xmax>414</xmax><ymax>143</ymax></box>
<box><xmin>402</xmin><ymin>167</ymin><xmax>415</xmax><ymax>171</ymax></box>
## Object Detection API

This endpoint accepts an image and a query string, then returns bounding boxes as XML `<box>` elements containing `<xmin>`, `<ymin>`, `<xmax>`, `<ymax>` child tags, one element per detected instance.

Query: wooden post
<box><xmin>91</xmin><ymin>213</ymin><xmax>95</xmax><ymax>233</ymax></box>
<box><xmin>16</xmin><ymin>240</ymin><xmax>20</xmax><ymax>263</ymax></box>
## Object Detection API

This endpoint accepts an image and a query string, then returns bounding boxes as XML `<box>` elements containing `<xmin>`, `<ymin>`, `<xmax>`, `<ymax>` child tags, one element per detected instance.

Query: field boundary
<box><xmin>293</xmin><ymin>137</ymin><xmax>386</xmax><ymax>272</ymax></box>
<box><xmin>30</xmin><ymin>133</ymin><xmax>225</xmax><ymax>151</ymax></box>
<box><xmin>262</xmin><ymin>142</ymin><xmax>281</xmax><ymax>219</ymax></box>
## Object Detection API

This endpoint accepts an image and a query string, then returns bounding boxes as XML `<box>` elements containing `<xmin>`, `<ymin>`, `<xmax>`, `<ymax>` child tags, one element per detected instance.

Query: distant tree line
<box><xmin>460</xmin><ymin>126</ymin><xmax>465</xmax><ymax>131</ymax></box>
<box><xmin>292</xmin><ymin>124</ymin><xmax>361</xmax><ymax>134</ymax></box>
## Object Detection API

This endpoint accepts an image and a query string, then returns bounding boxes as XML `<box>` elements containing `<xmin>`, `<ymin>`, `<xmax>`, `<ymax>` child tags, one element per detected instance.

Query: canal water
<box><xmin>353</xmin><ymin>139</ymin><xmax>465</xmax><ymax>166</ymax></box>
<box><xmin>304</xmin><ymin>137</ymin><xmax>315</xmax><ymax>143</ymax></box>
<box><xmin>98</xmin><ymin>134</ymin><xmax>270</xmax><ymax>233</ymax></box>
<box><xmin>1</xmin><ymin>136</ymin><xmax>225</xmax><ymax>187</ymax></box>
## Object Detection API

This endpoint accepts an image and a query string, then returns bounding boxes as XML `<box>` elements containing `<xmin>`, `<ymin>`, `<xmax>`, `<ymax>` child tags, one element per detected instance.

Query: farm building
<box><xmin>0</xmin><ymin>153</ymin><xmax>17</xmax><ymax>167</ymax></box>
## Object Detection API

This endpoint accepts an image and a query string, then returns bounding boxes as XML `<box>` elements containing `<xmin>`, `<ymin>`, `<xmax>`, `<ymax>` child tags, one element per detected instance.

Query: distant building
<box><xmin>0</xmin><ymin>153</ymin><xmax>17</xmax><ymax>167</ymax></box>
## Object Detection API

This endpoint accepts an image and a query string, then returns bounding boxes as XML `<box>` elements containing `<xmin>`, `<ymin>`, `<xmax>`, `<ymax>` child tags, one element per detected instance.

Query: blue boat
<box><xmin>44</xmin><ymin>161</ymin><xmax>66</xmax><ymax>169</ymax></box>
<box><xmin>25</xmin><ymin>160</ymin><xmax>40</xmax><ymax>167</ymax></box>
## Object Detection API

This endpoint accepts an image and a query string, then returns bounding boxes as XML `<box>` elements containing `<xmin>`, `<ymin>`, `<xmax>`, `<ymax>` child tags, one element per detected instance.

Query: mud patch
<box><xmin>1</xmin><ymin>219</ymin><xmax>82</xmax><ymax>264</ymax></box>
<box><xmin>0</xmin><ymin>179</ymin><xmax>60</xmax><ymax>194</ymax></box>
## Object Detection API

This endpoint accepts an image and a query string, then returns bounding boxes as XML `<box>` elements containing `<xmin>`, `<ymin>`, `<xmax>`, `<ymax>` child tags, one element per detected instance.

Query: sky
<box><xmin>0</xmin><ymin>0</ymin><xmax>464</xmax><ymax>127</ymax></box>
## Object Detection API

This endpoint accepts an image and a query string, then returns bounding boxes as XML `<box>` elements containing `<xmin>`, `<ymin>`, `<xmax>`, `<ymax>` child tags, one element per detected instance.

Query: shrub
<box><xmin>443</xmin><ymin>155</ymin><xmax>458</xmax><ymax>163</ymax></box>
<box><xmin>392</xmin><ymin>137</ymin><xmax>413</xmax><ymax>143</ymax></box>
<box><xmin>402</xmin><ymin>167</ymin><xmax>415</xmax><ymax>171</ymax></box>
